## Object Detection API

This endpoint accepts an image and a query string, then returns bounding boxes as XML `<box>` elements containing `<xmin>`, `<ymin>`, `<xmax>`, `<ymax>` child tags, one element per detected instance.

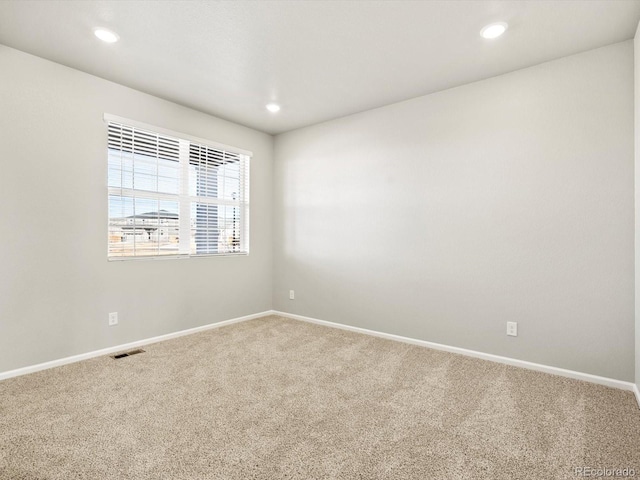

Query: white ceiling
<box><xmin>1</xmin><ymin>1</ymin><xmax>639</xmax><ymax>135</ymax></box>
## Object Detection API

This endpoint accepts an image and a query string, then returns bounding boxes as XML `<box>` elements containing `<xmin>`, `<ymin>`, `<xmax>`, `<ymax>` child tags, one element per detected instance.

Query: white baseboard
<box><xmin>273</xmin><ymin>310</ymin><xmax>639</xmax><ymax>402</ymax></box>
<box><xmin>4</xmin><ymin>308</ymin><xmax>639</xmax><ymax>410</ymax></box>
<box><xmin>0</xmin><ymin>310</ymin><xmax>271</xmax><ymax>382</ymax></box>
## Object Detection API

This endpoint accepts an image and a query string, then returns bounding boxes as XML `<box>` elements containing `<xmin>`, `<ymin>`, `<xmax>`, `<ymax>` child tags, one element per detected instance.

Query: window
<box><xmin>106</xmin><ymin>115</ymin><xmax>250</xmax><ymax>259</ymax></box>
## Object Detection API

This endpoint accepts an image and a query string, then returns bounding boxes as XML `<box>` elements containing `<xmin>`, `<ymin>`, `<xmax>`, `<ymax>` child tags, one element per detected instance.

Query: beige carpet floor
<box><xmin>0</xmin><ymin>315</ymin><xmax>639</xmax><ymax>479</ymax></box>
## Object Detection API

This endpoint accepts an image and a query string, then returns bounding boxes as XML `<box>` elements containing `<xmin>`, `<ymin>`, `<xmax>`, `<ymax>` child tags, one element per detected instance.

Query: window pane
<box><xmin>109</xmin><ymin>196</ymin><xmax>179</xmax><ymax>257</ymax></box>
<box><xmin>108</xmin><ymin>195</ymin><xmax>134</xmax><ymax>257</ymax></box>
<box><xmin>108</xmin><ymin>151</ymin><xmax>121</xmax><ymax>188</ymax></box>
<box><xmin>220</xmin><ymin>161</ymin><xmax>241</xmax><ymax>201</ymax></box>
<box><xmin>158</xmin><ymin>158</ymin><xmax>180</xmax><ymax>195</ymax></box>
<box><xmin>189</xmin><ymin>162</ymin><xmax>218</xmax><ymax>198</ymax></box>
<box><xmin>133</xmin><ymin>198</ymin><xmax>160</xmax><ymax>257</ymax></box>
<box><xmin>108</xmin><ymin>149</ymin><xmax>179</xmax><ymax>194</ymax></box>
<box><xmin>190</xmin><ymin>203</ymin><xmax>219</xmax><ymax>255</ymax></box>
<box><xmin>218</xmin><ymin>205</ymin><xmax>241</xmax><ymax>253</ymax></box>
<box><xmin>121</xmin><ymin>153</ymin><xmax>134</xmax><ymax>189</ymax></box>
<box><xmin>188</xmin><ymin>145</ymin><xmax>242</xmax><ymax>201</ymax></box>
<box><xmin>157</xmin><ymin>201</ymin><xmax>180</xmax><ymax>255</ymax></box>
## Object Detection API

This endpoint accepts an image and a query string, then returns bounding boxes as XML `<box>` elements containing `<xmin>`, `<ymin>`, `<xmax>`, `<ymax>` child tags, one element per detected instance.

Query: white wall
<box><xmin>0</xmin><ymin>45</ymin><xmax>273</xmax><ymax>373</ymax></box>
<box><xmin>635</xmin><ymin>23</ymin><xmax>640</xmax><ymax>391</ymax></box>
<box><xmin>274</xmin><ymin>41</ymin><xmax>635</xmax><ymax>381</ymax></box>
<box><xmin>2</xmin><ymin>39</ymin><xmax>635</xmax><ymax>383</ymax></box>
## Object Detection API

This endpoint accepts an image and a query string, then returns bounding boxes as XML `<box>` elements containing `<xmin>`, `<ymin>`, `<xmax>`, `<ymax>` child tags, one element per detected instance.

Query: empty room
<box><xmin>1</xmin><ymin>0</ymin><xmax>640</xmax><ymax>478</ymax></box>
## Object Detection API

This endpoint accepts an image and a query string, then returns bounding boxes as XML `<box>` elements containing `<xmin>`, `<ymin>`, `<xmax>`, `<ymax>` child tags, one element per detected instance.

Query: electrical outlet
<box><xmin>109</xmin><ymin>312</ymin><xmax>118</xmax><ymax>326</ymax></box>
<box><xmin>289</xmin><ymin>290</ymin><xmax>295</xmax><ymax>300</ymax></box>
<box><xmin>506</xmin><ymin>321</ymin><xmax>517</xmax><ymax>337</ymax></box>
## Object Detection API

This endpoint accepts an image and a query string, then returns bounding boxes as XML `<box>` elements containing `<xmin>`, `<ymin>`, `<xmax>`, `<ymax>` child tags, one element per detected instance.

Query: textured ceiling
<box><xmin>1</xmin><ymin>0</ymin><xmax>639</xmax><ymax>134</ymax></box>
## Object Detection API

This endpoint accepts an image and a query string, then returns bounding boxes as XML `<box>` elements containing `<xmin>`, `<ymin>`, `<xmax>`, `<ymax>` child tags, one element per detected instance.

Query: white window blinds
<box><xmin>106</xmin><ymin>116</ymin><xmax>250</xmax><ymax>259</ymax></box>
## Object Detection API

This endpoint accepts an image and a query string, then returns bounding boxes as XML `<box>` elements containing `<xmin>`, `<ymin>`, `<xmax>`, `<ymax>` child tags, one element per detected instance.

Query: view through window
<box><xmin>107</xmin><ymin>118</ymin><xmax>250</xmax><ymax>259</ymax></box>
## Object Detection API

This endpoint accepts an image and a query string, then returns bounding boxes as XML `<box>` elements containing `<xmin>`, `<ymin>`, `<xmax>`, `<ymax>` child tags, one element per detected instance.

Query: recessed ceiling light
<box><xmin>266</xmin><ymin>103</ymin><xmax>281</xmax><ymax>113</ymax></box>
<box><xmin>480</xmin><ymin>22</ymin><xmax>508</xmax><ymax>40</ymax></box>
<box><xmin>94</xmin><ymin>28</ymin><xmax>119</xmax><ymax>43</ymax></box>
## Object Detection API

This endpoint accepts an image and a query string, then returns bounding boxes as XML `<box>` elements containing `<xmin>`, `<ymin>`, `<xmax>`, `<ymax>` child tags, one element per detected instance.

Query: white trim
<box><xmin>4</xmin><ymin>308</ymin><xmax>639</xmax><ymax>409</ymax></box>
<box><xmin>0</xmin><ymin>311</ymin><xmax>270</xmax><ymax>382</ymax></box>
<box><xmin>103</xmin><ymin>113</ymin><xmax>253</xmax><ymax>157</ymax></box>
<box><xmin>272</xmin><ymin>310</ymin><xmax>638</xmax><ymax>394</ymax></box>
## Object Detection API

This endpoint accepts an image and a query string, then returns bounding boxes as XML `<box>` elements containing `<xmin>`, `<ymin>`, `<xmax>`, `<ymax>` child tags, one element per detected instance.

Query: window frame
<box><xmin>105</xmin><ymin>113</ymin><xmax>251</xmax><ymax>261</ymax></box>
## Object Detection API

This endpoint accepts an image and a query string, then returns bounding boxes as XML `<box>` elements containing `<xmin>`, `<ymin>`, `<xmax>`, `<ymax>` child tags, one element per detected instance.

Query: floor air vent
<box><xmin>111</xmin><ymin>349</ymin><xmax>145</xmax><ymax>359</ymax></box>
